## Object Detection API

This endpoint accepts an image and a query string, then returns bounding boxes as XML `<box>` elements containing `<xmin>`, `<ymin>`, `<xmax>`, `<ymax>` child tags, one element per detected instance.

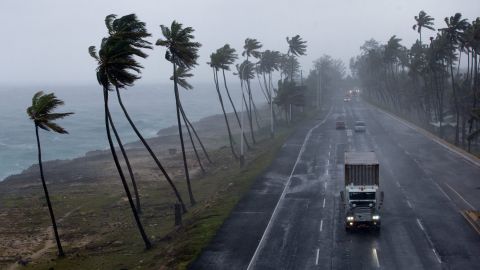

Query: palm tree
<box><xmin>169</xmin><ymin>66</ymin><xmax>207</xmax><ymax>172</ymax></box>
<box><xmin>242</xmin><ymin>38</ymin><xmax>262</xmax><ymax>60</ymax></box>
<box><xmin>286</xmin><ymin>35</ymin><xmax>307</xmax><ymax>82</ymax></box>
<box><xmin>216</xmin><ymin>44</ymin><xmax>251</xmax><ymax>150</ymax></box>
<box><xmin>156</xmin><ymin>20</ymin><xmax>201</xmax><ymax>206</ymax></box>
<box><xmin>242</xmin><ymin>38</ymin><xmax>263</xmax><ymax>135</ymax></box>
<box><xmin>209</xmin><ymin>52</ymin><xmax>238</xmax><ymax>159</ymax></box>
<box><xmin>27</xmin><ymin>91</ymin><xmax>73</xmax><ymax>257</ymax></box>
<box><xmin>413</xmin><ymin>10</ymin><xmax>435</xmax><ymax>44</ymax></box>
<box><xmin>258</xmin><ymin>50</ymin><xmax>281</xmax><ymax>137</ymax></box>
<box><xmin>89</xmin><ymin>36</ymin><xmax>151</xmax><ymax>249</ymax></box>
<box><xmin>440</xmin><ymin>13</ymin><xmax>469</xmax><ymax>145</ymax></box>
<box><xmin>95</xmin><ymin>14</ymin><xmax>188</xmax><ymax>214</ymax></box>
<box><xmin>286</xmin><ymin>35</ymin><xmax>307</xmax><ymax>56</ymax></box>
<box><xmin>236</xmin><ymin>60</ymin><xmax>256</xmax><ymax>144</ymax></box>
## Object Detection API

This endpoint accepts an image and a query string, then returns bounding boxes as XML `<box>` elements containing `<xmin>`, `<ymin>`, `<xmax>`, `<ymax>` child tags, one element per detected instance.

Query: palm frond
<box><xmin>27</xmin><ymin>91</ymin><xmax>73</xmax><ymax>134</ymax></box>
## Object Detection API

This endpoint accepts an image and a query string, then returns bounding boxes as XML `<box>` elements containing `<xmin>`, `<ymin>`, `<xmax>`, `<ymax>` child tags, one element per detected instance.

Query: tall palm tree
<box><xmin>89</xmin><ymin>36</ymin><xmax>151</xmax><ymax>249</ymax></box>
<box><xmin>412</xmin><ymin>10</ymin><xmax>435</xmax><ymax>44</ymax></box>
<box><xmin>258</xmin><ymin>50</ymin><xmax>281</xmax><ymax>137</ymax></box>
<box><xmin>209</xmin><ymin>52</ymin><xmax>238</xmax><ymax>158</ymax></box>
<box><xmin>156</xmin><ymin>20</ymin><xmax>201</xmax><ymax>206</ymax></box>
<box><xmin>95</xmin><ymin>14</ymin><xmax>188</xmax><ymax>214</ymax></box>
<box><xmin>216</xmin><ymin>44</ymin><xmax>251</xmax><ymax>150</ymax></box>
<box><xmin>169</xmin><ymin>66</ymin><xmax>207</xmax><ymax>172</ymax></box>
<box><xmin>242</xmin><ymin>38</ymin><xmax>263</xmax><ymax>134</ymax></box>
<box><xmin>286</xmin><ymin>35</ymin><xmax>307</xmax><ymax>82</ymax></box>
<box><xmin>236</xmin><ymin>60</ymin><xmax>256</xmax><ymax>144</ymax></box>
<box><xmin>440</xmin><ymin>13</ymin><xmax>469</xmax><ymax>145</ymax></box>
<box><xmin>27</xmin><ymin>91</ymin><xmax>73</xmax><ymax>257</ymax></box>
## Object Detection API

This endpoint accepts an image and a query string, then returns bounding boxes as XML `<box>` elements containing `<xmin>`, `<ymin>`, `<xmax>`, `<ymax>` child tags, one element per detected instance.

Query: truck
<box><xmin>341</xmin><ymin>151</ymin><xmax>383</xmax><ymax>232</ymax></box>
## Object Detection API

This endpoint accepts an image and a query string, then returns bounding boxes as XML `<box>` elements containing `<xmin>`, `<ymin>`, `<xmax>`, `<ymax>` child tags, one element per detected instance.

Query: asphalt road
<box><xmin>191</xmin><ymin>97</ymin><xmax>480</xmax><ymax>270</ymax></box>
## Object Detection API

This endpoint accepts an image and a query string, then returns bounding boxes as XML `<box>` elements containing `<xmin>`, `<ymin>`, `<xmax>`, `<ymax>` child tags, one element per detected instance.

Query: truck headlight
<box><xmin>347</xmin><ymin>216</ymin><xmax>354</xmax><ymax>221</ymax></box>
<box><xmin>372</xmin><ymin>215</ymin><xmax>380</xmax><ymax>220</ymax></box>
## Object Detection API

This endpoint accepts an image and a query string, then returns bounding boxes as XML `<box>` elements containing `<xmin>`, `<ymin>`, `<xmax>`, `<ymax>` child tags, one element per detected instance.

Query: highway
<box><xmin>191</xmin><ymin>97</ymin><xmax>480</xmax><ymax>270</ymax></box>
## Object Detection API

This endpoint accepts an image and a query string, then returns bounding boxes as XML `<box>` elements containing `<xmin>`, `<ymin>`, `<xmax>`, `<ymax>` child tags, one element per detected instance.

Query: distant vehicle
<box><xmin>336</xmin><ymin>119</ymin><xmax>346</xmax><ymax>129</ymax></box>
<box><xmin>341</xmin><ymin>152</ymin><xmax>383</xmax><ymax>232</ymax></box>
<box><xmin>344</xmin><ymin>97</ymin><xmax>351</xmax><ymax>102</ymax></box>
<box><xmin>354</xmin><ymin>121</ymin><xmax>366</xmax><ymax>132</ymax></box>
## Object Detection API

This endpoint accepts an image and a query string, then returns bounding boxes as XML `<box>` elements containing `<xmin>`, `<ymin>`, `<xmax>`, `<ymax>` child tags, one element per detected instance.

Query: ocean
<box><xmin>0</xmin><ymin>82</ymin><xmax>260</xmax><ymax>181</ymax></box>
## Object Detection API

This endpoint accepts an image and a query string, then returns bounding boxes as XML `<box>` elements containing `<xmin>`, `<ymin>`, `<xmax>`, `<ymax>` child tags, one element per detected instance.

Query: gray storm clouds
<box><xmin>0</xmin><ymin>0</ymin><xmax>478</xmax><ymax>85</ymax></box>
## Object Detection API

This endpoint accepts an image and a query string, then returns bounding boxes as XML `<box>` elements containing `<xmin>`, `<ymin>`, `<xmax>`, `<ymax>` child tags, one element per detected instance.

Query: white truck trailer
<box><xmin>341</xmin><ymin>151</ymin><xmax>383</xmax><ymax>231</ymax></box>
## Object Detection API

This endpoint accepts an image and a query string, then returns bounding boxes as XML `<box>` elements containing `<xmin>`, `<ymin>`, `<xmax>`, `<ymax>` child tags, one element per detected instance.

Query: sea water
<box><xmin>0</xmin><ymin>82</ymin><xmax>258</xmax><ymax>180</ymax></box>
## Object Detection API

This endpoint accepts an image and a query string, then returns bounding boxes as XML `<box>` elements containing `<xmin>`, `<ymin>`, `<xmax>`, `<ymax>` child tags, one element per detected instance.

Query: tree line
<box><xmin>351</xmin><ymin>11</ymin><xmax>480</xmax><ymax>152</ymax></box>
<box><xmin>25</xmin><ymin>13</ymin><xmax>315</xmax><ymax>256</ymax></box>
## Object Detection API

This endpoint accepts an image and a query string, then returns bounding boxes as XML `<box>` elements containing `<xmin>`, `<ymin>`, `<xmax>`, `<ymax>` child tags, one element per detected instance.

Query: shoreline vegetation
<box><xmin>0</xmin><ymin>107</ymin><xmax>312</xmax><ymax>269</ymax></box>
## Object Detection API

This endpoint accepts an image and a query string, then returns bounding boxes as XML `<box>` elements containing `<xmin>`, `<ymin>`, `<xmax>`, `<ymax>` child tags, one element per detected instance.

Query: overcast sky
<box><xmin>0</xmin><ymin>0</ymin><xmax>478</xmax><ymax>86</ymax></box>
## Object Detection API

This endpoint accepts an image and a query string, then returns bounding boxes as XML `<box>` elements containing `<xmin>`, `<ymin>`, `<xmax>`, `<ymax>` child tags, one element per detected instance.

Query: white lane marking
<box><xmin>315</xmin><ymin>248</ymin><xmax>320</xmax><ymax>265</ymax></box>
<box><xmin>324</xmin><ymin>182</ymin><xmax>327</xmax><ymax>190</ymax></box>
<box><xmin>328</xmin><ymin>151</ymin><xmax>331</xmax><ymax>156</ymax></box>
<box><xmin>372</xmin><ymin>248</ymin><xmax>380</xmax><ymax>268</ymax></box>
<box><xmin>444</xmin><ymin>182</ymin><xmax>475</xmax><ymax>210</ymax></box>
<box><xmin>434</xmin><ymin>183</ymin><xmax>453</xmax><ymax>202</ymax></box>
<box><xmin>246</xmin><ymin>106</ymin><xmax>333</xmax><ymax>270</ymax></box>
<box><xmin>326</xmin><ymin>169</ymin><xmax>329</xmax><ymax>176</ymax></box>
<box><xmin>322</xmin><ymin>198</ymin><xmax>326</xmax><ymax>208</ymax></box>
<box><xmin>432</xmin><ymin>248</ymin><xmax>442</xmax><ymax>263</ymax></box>
<box><xmin>416</xmin><ymin>218</ymin><xmax>425</xmax><ymax>231</ymax></box>
<box><xmin>327</xmin><ymin>159</ymin><xmax>330</xmax><ymax>166</ymax></box>
<box><xmin>416</xmin><ymin>218</ymin><xmax>443</xmax><ymax>264</ymax></box>
<box><xmin>319</xmin><ymin>219</ymin><xmax>324</xmax><ymax>232</ymax></box>
<box><xmin>396</xmin><ymin>181</ymin><xmax>401</xmax><ymax>188</ymax></box>
<box><xmin>406</xmin><ymin>200</ymin><xmax>413</xmax><ymax>209</ymax></box>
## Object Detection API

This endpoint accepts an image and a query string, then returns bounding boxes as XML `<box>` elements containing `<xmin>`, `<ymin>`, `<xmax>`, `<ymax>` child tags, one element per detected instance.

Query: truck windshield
<box><xmin>349</xmin><ymin>192</ymin><xmax>375</xmax><ymax>200</ymax></box>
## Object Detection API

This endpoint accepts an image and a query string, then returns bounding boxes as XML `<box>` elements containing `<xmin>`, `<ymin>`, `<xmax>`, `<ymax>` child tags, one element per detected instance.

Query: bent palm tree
<box><xmin>89</xmin><ymin>36</ymin><xmax>151</xmax><ymax>249</ymax></box>
<box><xmin>412</xmin><ymin>10</ymin><xmax>435</xmax><ymax>44</ymax></box>
<box><xmin>216</xmin><ymin>44</ymin><xmax>251</xmax><ymax>150</ymax></box>
<box><xmin>156</xmin><ymin>20</ymin><xmax>201</xmax><ymax>206</ymax></box>
<box><xmin>209</xmin><ymin>52</ymin><xmax>238</xmax><ymax>159</ymax></box>
<box><xmin>287</xmin><ymin>35</ymin><xmax>307</xmax><ymax>57</ymax></box>
<box><xmin>95</xmin><ymin>14</ymin><xmax>187</xmax><ymax>214</ymax></box>
<box><xmin>237</xmin><ymin>60</ymin><xmax>256</xmax><ymax>143</ymax></box>
<box><xmin>440</xmin><ymin>13</ymin><xmax>469</xmax><ymax>145</ymax></box>
<box><xmin>27</xmin><ymin>91</ymin><xmax>73</xmax><ymax>257</ymax></box>
<box><xmin>169</xmin><ymin>66</ymin><xmax>207</xmax><ymax>172</ymax></box>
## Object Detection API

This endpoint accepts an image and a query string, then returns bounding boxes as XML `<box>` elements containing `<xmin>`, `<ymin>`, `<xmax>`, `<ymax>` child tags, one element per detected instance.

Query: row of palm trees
<box><xmin>351</xmin><ymin>11</ymin><xmax>480</xmax><ymax>151</ymax></box>
<box><xmin>26</xmin><ymin>13</ymin><xmax>311</xmax><ymax>256</ymax></box>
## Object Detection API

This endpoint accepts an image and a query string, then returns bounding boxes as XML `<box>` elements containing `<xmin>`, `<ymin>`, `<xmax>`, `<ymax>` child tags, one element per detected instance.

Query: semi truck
<box><xmin>341</xmin><ymin>151</ymin><xmax>383</xmax><ymax>231</ymax></box>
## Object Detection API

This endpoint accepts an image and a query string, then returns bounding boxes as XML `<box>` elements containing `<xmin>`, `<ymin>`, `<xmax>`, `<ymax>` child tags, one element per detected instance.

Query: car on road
<box><xmin>354</xmin><ymin>121</ymin><xmax>366</xmax><ymax>132</ymax></box>
<box><xmin>344</xmin><ymin>97</ymin><xmax>351</xmax><ymax>102</ymax></box>
<box><xmin>336</xmin><ymin>119</ymin><xmax>346</xmax><ymax>129</ymax></box>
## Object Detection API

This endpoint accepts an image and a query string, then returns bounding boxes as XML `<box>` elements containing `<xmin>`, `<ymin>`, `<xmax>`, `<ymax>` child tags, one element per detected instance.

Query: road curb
<box><xmin>461</xmin><ymin>210</ymin><xmax>480</xmax><ymax>235</ymax></box>
<box><xmin>366</xmin><ymin>102</ymin><xmax>480</xmax><ymax>168</ymax></box>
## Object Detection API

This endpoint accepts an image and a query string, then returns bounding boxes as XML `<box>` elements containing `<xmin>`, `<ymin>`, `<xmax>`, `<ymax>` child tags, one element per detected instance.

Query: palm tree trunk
<box><xmin>247</xmin><ymin>80</ymin><xmax>262</xmax><ymax>129</ymax></box>
<box><xmin>115</xmin><ymin>87</ymin><xmax>187</xmax><ymax>213</ymax></box>
<box><xmin>178</xmin><ymin>103</ymin><xmax>213</xmax><ymax>164</ymax></box>
<box><xmin>221</xmin><ymin>69</ymin><xmax>251</xmax><ymax>150</ymax></box>
<box><xmin>450</xmin><ymin>60</ymin><xmax>460</xmax><ymax>145</ymax></box>
<box><xmin>35</xmin><ymin>125</ymin><xmax>65</xmax><ymax>257</ymax></box>
<box><xmin>107</xmin><ymin>112</ymin><xmax>141</xmax><ymax>214</ymax></box>
<box><xmin>103</xmin><ymin>89</ymin><xmax>151</xmax><ymax>250</ymax></box>
<box><xmin>214</xmin><ymin>68</ymin><xmax>238</xmax><ymax>159</ymax></box>
<box><xmin>173</xmin><ymin>62</ymin><xmax>196</xmax><ymax>206</ymax></box>
<box><xmin>242</xmin><ymin>83</ymin><xmax>256</xmax><ymax>144</ymax></box>
<box><xmin>180</xmin><ymin>103</ymin><xmax>205</xmax><ymax>173</ymax></box>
